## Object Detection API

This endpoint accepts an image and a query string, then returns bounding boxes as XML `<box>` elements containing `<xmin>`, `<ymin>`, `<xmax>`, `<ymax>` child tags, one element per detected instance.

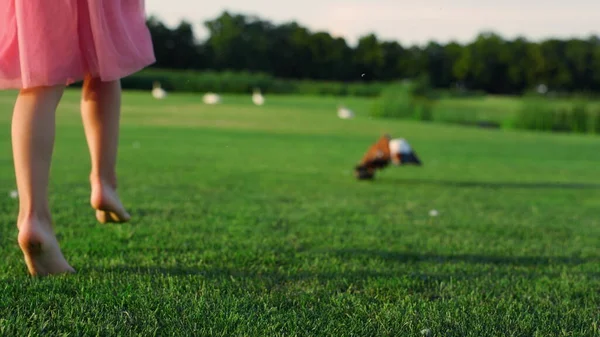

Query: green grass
<box><xmin>432</xmin><ymin>95</ymin><xmax>523</xmax><ymax>125</ymax></box>
<box><xmin>118</xmin><ymin>68</ymin><xmax>386</xmax><ymax>97</ymax></box>
<box><xmin>1</xmin><ymin>89</ymin><xmax>599</xmax><ymax>336</ymax></box>
<box><xmin>374</xmin><ymin>92</ymin><xmax>600</xmax><ymax>132</ymax></box>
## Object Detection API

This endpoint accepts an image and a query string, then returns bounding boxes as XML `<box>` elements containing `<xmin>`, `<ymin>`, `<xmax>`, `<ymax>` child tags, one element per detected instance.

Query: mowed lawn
<box><xmin>0</xmin><ymin>89</ymin><xmax>599</xmax><ymax>336</ymax></box>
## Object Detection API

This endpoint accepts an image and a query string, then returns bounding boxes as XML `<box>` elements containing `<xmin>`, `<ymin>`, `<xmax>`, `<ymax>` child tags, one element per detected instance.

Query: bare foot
<box><xmin>91</xmin><ymin>180</ymin><xmax>131</xmax><ymax>224</ymax></box>
<box><xmin>17</xmin><ymin>217</ymin><xmax>75</xmax><ymax>276</ymax></box>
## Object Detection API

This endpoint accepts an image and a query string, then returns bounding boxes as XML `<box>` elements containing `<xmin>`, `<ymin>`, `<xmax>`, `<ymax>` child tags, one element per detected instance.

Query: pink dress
<box><xmin>0</xmin><ymin>0</ymin><xmax>156</xmax><ymax>89</ymax></box>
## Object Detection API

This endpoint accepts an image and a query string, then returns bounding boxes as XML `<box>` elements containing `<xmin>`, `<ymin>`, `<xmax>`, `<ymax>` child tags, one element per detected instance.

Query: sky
<box><xmin>144</xmin><ymin>0</ymin><xmax>600</xmax><ymax>46</ymax></box>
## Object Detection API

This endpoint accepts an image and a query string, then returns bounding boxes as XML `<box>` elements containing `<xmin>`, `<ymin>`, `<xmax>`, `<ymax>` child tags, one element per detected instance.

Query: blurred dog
<box><xmin>354</xmin><ymin>134</ymin><xmax>422</xmax><ymax>180</ymax></box>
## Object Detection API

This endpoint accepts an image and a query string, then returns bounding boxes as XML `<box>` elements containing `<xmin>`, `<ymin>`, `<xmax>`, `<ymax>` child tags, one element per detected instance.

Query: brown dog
<box><xmin>354</xmin><ymin>134</ymin><xmax>422</xmax><ymax>180</ymax></box>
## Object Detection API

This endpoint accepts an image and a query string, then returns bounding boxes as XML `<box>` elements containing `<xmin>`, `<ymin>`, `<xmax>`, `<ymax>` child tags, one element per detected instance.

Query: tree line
<box><xmin>146</xmin><ymin>11</ymin><xmax>600</xmax><ymax>95</ymax></box>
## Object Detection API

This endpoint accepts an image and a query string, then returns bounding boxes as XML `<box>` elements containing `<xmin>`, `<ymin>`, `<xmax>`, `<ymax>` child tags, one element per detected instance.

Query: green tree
<box><xmin>141</xmin><ymin>11</ymin><xmax>600</xmax><ymax>95</ymax></box>
<box><xmin>353</xmin><ymin>33</ymin><xmax>385</xmax><ymax>80</ymax></box>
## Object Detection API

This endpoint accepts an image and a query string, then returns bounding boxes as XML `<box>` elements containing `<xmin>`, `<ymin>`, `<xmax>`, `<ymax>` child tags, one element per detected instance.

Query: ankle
<box><xmin>17</xmin><ymin>207</ymin><xmax>52</xmax><ymax>222</ymax></box>
<box><xmin>90</xmin><ymin>173</ymin><xmax>117</xmax><ymax>189</ymax></box>
<box><xmin>17</xmin><ymin>209</ymin><xmax>51</xmax><ymax>228</ymax></box>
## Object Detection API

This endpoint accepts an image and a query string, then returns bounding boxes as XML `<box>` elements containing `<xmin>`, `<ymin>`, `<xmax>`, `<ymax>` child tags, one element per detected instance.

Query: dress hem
<box><xmin>0</xmin><ymin>58</ymin><xmax>156</xmax><ymax>90</ymax></box>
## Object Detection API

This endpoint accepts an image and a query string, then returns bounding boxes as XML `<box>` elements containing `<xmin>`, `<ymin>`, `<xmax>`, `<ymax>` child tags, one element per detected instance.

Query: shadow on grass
<box><xmin>380</xmin><ymin>178</ymin><xmax>600</xmax><ymax>190</ymax></box>
<box><xmin>329</xmin><ymin>248</ymin><xmax>599</xmax><ymax>266</ymax></box>
<box><xmin>93</xmin><ymin>249</ymin><xmax>599</xmax><ymax>283</ymax></box>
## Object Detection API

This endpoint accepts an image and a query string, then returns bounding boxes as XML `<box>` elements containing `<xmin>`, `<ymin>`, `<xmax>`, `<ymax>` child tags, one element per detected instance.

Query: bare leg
<box><xmin>12</xmin><ymin>85</ymin><xmax>75</xmax><ymax>276</ymax></box>
<box><xmin>80</xmin><ymin>75</ymin><xmax>130</xmax><ymax>223</ymax></box>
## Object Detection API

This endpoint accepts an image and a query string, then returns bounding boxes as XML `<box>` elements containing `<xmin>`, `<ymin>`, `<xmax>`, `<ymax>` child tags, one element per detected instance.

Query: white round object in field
<box><xmin>152</xmin><ymin>88</ymin><xmax>166</xmax><ymax>99</ymax></box>
<box><xmin>252</xmin><ymin>89</ymin><xmax>264</xmax><ymax>106</ymax></box>
<box><xmin>203</xmin><ymin>92</ymin><xmax>221</xmax><ymax>105</ymax></box>
<box><xmin>337</xmin><ymin>106</ymin><xmax>354</xmax><ymax>119</ymax></box>
<box><xmin>429</xmin><ymin>209</ymin><xmax>439</xmax><ymax>217</ymax></box>
<box><xmin>151</xmin><ymin>81</ymin><xmax>167</xmax><ymax>99</ymax></box>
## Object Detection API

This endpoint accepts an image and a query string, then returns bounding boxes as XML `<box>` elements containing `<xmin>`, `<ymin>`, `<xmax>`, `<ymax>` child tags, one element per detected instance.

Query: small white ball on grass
<box><xmin>9</xmin><ymin>190</ymin><xmax>18</xmax><ymax>199</ymax></box>
<box><xmin>429</xmin><ymin>209</ymin><xmax>439</xmax><ymax>217</ymax></box>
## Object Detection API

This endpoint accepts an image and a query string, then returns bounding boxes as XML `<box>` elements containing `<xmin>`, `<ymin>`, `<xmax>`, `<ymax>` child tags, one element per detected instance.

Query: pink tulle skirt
<box><xmin>0</xmin><ymin>0</ymin><xmax>156</xmax><ymax>89</ymax></box>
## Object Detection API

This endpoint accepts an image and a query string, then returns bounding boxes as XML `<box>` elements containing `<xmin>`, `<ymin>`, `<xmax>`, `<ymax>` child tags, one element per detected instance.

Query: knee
<box><xmin>82</xmin><ymin>75</ymin><xmax>120</xmax><ymax>99</ymax></box>
<box><xmin>18</xmin><ymin>85</ymin><xmax>65</xmax><ymax>101</ymax></box>
<box><xmin>83</xmin><ymin>74</ymin><xmax>119</xmax><ymax>90</ymax></box>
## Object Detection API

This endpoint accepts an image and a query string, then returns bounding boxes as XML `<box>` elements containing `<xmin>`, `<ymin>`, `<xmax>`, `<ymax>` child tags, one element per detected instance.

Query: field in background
<box><xmin>70</xmin><ymin>68</ymin><xmax>600</xmax><ymax>136</ymax></box>
<box><xmin>117</xmin><ymin>68</ymin><xmax>388</xmax><ymax>97</ymax></box>
<box><xmin>0</xmin><ymin>89</ymin><xmax>599</xmax><ymax>335</ymax></box>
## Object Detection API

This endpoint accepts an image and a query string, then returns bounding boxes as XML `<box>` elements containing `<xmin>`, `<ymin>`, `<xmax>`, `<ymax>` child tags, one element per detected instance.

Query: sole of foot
<box><xmin>91</xmin><ymin>181</ymin><xmax>131</xmax><ymax>224</ymax></box>
<box><xmin>18</xmin><ymin>220</ymin><xmax>75</xmax><ymax>277</ymax></box>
